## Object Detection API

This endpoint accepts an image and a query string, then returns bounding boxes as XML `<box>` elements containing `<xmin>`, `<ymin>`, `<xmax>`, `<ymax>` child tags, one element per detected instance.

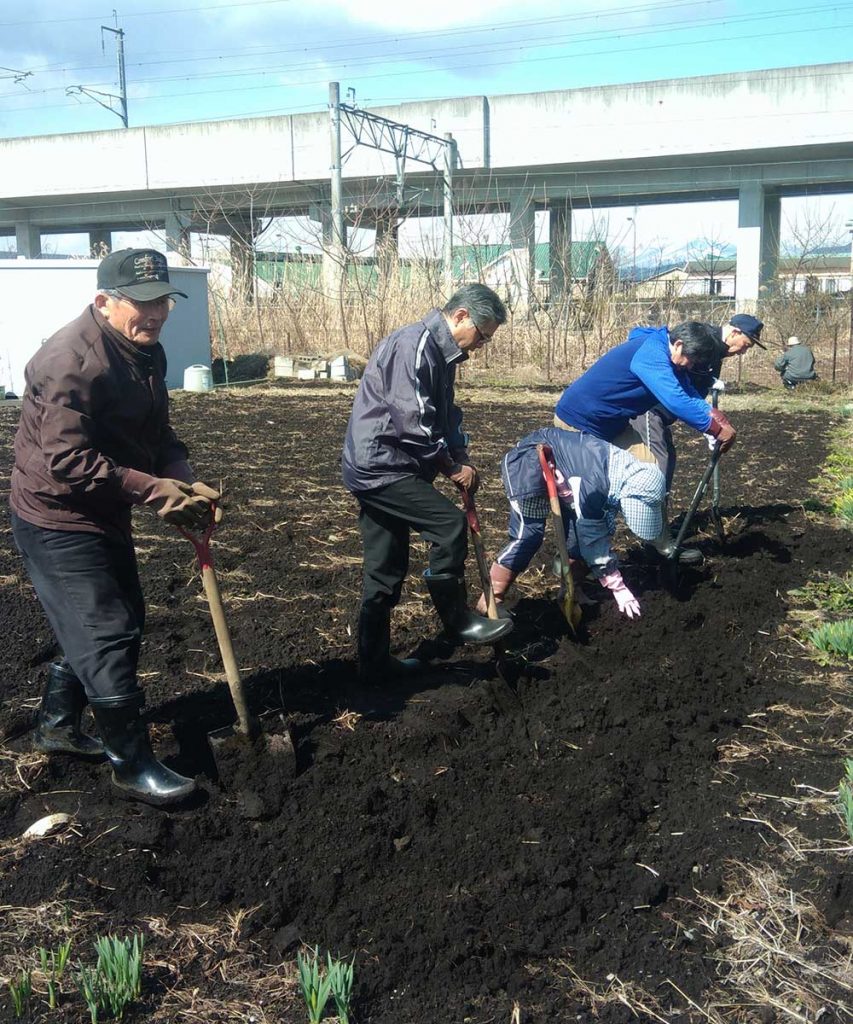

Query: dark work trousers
<box><xmin>356</xmin><ymin>476</ymin><xmax>468</xmax><ymax>611</ymax></box>
<box><xmin>11</xmin><ymin>513</ymin><xmax>145</xmax><ymax>701</ymax></box>
<box><xmin>628</xmin><ymin>408</ymin><xmax>677</xmax><ymax>494</ymax></box>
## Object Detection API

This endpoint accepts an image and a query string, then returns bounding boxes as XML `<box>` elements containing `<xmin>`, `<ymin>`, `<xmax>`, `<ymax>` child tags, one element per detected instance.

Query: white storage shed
<box><xmin>0</xmin><ymin>259</ymin><xmax>211</xmax><ymax>397</ymax></box>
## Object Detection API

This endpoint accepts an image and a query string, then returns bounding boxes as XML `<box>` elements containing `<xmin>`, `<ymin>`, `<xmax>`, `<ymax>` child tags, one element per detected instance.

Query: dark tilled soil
<box><xmin>0</xmin><ymin>385</ymin><xmax>849</xmax><ymax>1022</ymax></box>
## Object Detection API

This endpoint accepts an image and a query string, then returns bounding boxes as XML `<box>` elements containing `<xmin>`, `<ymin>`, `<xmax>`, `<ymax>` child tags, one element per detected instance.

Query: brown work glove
<box><xmin>144</xmin><ymin>479</ymin><xmax>221</xmax><ymax>529</ymax></box>
<box><xmin>707</xmin><ymin>408</ymin><xmax>736</xmax><ymax>453</ymax></box>
<box><xmin>446</xmin><ymin>462</ymin><xmax>480</xmax><ymax>495</ymax></box>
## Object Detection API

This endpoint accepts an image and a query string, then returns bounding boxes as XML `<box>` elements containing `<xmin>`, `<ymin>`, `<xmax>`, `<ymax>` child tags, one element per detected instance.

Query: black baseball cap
<box><xmin>97</xmin><ymin>248</ymin><xmax>187</xmax><ymax>301</ymax></box>
<box><xmin>728</xmin><ymin>313</ymin><xmax>765</xmax><ymax>350</ymax></box>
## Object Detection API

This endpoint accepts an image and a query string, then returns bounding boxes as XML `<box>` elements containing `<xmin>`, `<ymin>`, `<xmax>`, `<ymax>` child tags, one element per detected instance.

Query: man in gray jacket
<box><xmin>774</xmin><ymin>336</ymin><xmax>817</xmax><ymax>389</ymax></box>
<box><xmin>342</xmin><ymin>283</ymin><xmax>513</xmax><ymax>683</ymax></box>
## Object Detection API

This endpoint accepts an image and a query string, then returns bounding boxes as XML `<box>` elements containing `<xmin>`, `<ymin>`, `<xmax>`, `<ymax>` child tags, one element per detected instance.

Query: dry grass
<box><xmin>558</xmin><ymin>961</ymin><xmax>724</xmax><ymax>1023</ymax></box>
<box><xmin>142</xmin><ymin>909</ymin><xmax>302</xmax><ymax>1023</ymax></box>
<box><xmin>0</xmin><ymin>899</ymin><xmax>302</xmax><ymax>1022</ymax></box>
<box><xmin>690</xmin><ymin>863</ymin><xmax>853</xmax><ymax>1022</ymax></box>
<box><xmin>0</xmin><ymin>744</ymin><xmax>47</xmax><ymax>793</ymax></box>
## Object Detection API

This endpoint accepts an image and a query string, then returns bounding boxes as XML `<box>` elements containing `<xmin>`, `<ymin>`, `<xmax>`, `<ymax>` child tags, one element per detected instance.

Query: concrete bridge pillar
<box><xmin>509</xmin><ymin>190</ymin><xmax>536</xmax><ymax>311</ymax></box>
<box><xmin>88</xmin><ymin>229</ymin><xmax>112</xmax><ymax>258</ymax></box>
<box><xmin>164</xmin><ymin>213</ymin><xmax>191</xmax><ymax>264</ymax></box>
<box><xmin>310</xmin><ymin>202</ymin><xmax>348</xmax><ymax>306</ymax></box>
<box><xmin>15</xmin><ymin>221</ymin><xmax>41</xmax><ymax>258</ymax></box>
<box><xmin>736</xmin><ymin>182</ymin><xmax>780</xmax><ymax>307</ymax></box>
<box><xmin>548</xmin><ymin>199</ymin><xmax>572</xmax><ymax>310</ymax></box>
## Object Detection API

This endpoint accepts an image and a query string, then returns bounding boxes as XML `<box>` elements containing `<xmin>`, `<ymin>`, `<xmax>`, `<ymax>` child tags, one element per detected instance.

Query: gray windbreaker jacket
<box><xmin>342</xmin><ymin>308</ymin><xmax>469</xmax><ymax>493</ymax></box>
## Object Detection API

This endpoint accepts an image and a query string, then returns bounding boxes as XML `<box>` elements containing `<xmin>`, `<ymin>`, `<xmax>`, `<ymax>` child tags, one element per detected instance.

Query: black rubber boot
<box><xmin>34</xmin><ymin>661</ymin><xmax>105</xmax><ymax>759</ymax></box>
<box><xmin>89</xmin><ymin>692</ymin><xmax>196</xmax><ymax>807</ymax></box>
<box><xmin>357</xmin><ymin>605</ymin><xmax>422</xmax><ymax>685</ymax></box>
<box><xmin>424</xmin><ymin>572</ymin><xmax>514</xmax><ymax>645</ymax></box>
<box><xmin>646</xmin><ymin>539</ymin><xmax>704</xmax><ymax>566</ymax></box>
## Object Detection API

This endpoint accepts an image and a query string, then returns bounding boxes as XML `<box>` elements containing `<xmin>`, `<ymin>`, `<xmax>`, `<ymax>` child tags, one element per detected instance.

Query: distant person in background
<box><xmin>774</xmin><ymin>336</ymin><xmax>817</xmax><ymax>390</ymax></box>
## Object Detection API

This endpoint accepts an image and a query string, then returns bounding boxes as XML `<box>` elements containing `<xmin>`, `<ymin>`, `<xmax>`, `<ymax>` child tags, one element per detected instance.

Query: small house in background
<box><xmin>635</xmin><ymin>259</ymin><xmax>737</xmax><ymax>301</ymax></box>
<box><xmin>635</xmin><ymin>252</ymin><xmax>852</xmax><ymax>301</ymax></box>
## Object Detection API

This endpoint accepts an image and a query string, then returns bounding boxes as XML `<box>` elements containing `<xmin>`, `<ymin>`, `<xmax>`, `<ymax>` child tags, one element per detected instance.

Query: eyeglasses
<box><xmin>470</xmin><ymin>320</ymin><xmax>495</xmax><ymax>343</ymax></box>
<box><xmin>117</xmin><ymin>294</ymin><xmax>176</xmax><ymax>312</ymax></box>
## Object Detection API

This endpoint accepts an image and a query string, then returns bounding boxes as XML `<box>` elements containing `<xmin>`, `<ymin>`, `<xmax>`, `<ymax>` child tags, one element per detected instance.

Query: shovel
<box><xmin>665</xmin><ymin>444</ymin><xmax>722</xmax><ymax>588</ymax></box>
<box><xmin>458</xmin><ymin>487</ymin><xmax>517</xmax><ymax>695</ymax></box>
<box><xmin>709</xmin><ymin>389</ymin><xmax>726</xmax><ymax>545</ymax></box>
<box><xmin>180</xmin><ymin>507</ymin><xmax>296</xmax><ymax>793</ymax></box>
<box><xmin>537</xmin><ymin>445</ymin><xmax>583</xmax><ymax>634</ymax></box>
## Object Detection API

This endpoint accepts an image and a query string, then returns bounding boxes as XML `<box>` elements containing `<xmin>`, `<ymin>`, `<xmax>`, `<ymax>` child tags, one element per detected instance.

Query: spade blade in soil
<box><xmin>711</xmin><ymin>505</ymin><xmax>726</xmax><ymax>546</ymax></box>
<box><xmin>208</xmin><ymin>719</ymin><xmax>297</xmax><ymax>811</ymax></box>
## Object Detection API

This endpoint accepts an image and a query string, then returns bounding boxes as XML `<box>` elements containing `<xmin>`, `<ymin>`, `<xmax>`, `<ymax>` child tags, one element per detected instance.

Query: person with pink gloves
<box><xmin>479</xmin><ymin>426</ymin><xmax>665</xmax><ymax>620</ymax></box>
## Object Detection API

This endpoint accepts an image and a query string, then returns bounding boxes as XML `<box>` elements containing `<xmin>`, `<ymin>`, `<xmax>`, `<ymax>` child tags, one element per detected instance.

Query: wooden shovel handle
<box><xmin>459</xmin><ymin>487</ymin><xmax>500</xmax><ymax>620</ymax></box>
<box><xmin>201</xmin><ymin>565</ymin><xmax>256</xmax><ymax>737</ymax></box>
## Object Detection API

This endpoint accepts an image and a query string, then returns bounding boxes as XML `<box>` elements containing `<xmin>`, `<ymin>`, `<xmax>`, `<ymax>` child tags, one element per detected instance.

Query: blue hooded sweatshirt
<box><xmin>554</xmin><ymin>326</ymin><xmax>713</xmax><ymax>440</ymax></box>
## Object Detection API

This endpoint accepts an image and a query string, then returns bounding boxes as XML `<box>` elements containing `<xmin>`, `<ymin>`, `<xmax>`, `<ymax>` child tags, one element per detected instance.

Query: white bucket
<box><xmin>183</xmin><ymin>364</ymin><xmax>213</xmax><ymax>392</ymax></box>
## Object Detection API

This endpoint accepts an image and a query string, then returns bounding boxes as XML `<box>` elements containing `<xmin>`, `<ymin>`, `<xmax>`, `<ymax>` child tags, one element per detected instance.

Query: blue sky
<box><xmin>1</xmin><ymin>0</ymin><xmax>851</xmax><ymax>258</ymax></box>
<box><xmin>1</xmin><ymin>0</ymin><xmax>850</xmax><ymax>137</ymax></box>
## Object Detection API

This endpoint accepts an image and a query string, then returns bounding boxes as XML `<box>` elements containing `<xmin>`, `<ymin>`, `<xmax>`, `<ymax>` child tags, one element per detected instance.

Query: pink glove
<box><xmin>554</xmin><ymin>468</ymin><xmax>573</xmax><ymax>501</ymax></box>
<box><xmin>600</xmin><ymin>571</ymin><xmax>641</xmax><ymax>619</ymax></box>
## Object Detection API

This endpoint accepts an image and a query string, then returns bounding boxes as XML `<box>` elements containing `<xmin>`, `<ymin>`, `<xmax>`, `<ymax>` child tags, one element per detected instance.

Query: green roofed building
<box><xmin>248</xmin><ymin>239</ymin><xmax>612</xmax><ymax>308</ymax></box>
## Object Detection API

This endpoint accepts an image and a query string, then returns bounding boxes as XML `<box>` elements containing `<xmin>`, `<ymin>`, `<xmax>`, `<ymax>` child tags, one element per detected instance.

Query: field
<box><xmin>1</xmin><ymin>382</ymin><xmax>851</xmax><ymax>1023</ymax></box>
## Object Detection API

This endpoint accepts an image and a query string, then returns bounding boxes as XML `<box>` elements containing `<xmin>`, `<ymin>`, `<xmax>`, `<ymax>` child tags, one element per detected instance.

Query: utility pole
<box><xmin>443</xmin><ymin>133</ymin><xmax>457</xmax><ymax>299</ymax></box>
<box><xmin>327</xmin><ymin>82</ymin><xmax>346</xmax><ymax>311</ymax></box>
<box><xmin>66</xmin><ymin>19</ymin><xmax>128</xmax><ymax>127</ymax></box>
<box><xmin>326</xmin><ymin>83</ymin><xmax>458</xmax><ymax>297</ymax></box>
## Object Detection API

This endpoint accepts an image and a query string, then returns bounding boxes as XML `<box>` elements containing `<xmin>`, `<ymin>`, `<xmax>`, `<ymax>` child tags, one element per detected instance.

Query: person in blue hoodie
<box><xmin>478</xmin><ymin>427</ymin><xmax>666</xmax><ymax>621</ymax></box>
<box><xmin>626</xmin><ymin>313</ymin><xmax>764</xmax><ymax>560</ymax></box>
<box><xmin>553</xmin><ymin>320</ymin><xmax>737</xmax><ymax>563</ymax></box>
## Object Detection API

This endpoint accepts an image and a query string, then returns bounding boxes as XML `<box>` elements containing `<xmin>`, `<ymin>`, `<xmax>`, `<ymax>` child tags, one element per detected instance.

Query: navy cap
<box><xmin>728</xmin><ymin>313</ymin><xmax>765</xmax><ymax>350</ymax></box>
<box><xmin>97</xmin><ymin>248</ymin><xmax>187</xmax><ymax>301</ymax></box>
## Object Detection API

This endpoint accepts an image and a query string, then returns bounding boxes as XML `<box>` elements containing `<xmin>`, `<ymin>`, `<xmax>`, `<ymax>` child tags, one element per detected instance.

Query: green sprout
<box><xmin>75</xmin><ymin>966</ymin><xmax>100</xmax><ymax>1024</ymax></box>
<box><xmin>327</xmin><ymin>953</ymin><xmax>355</xmax><ymax>1024</ymax></box>
<box><xmin>93</xmin><ymin>933</ymin><xmax>144</xmax><ymax>1019</ymax></box>
<box><xmin>297</xmin><ymin>946</ymin><xmax>333</xmax><ymax>1024</ymax></box>
<box><xmin>8</xmin><ymin>970</ymin><xmax>32</xmax><ymax>1019</ymax></box>
<box><xmin>75</xmin><ymin>933</ymin><xmax>144</xmax><ymax>1023</ymax></box>
<box><xmin>839</xmin><ymin>759</ymin><xmax>853</xmax><ymax>843</ymax></box>
<box><xmin>809</xmin><ymin>620</ymin><xmax>853</xmax><ymax>660</ymax></box>
<box><xmin>39</xmin><ymin>937</ymin><xmax>72</xmax><ymax>1008</ymax></box>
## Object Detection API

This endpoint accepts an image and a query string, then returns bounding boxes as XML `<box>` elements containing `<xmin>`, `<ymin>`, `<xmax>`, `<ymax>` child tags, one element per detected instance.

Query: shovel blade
<box><xmin>208</xmin><ymin>721</ymin><xmax>297</xmax><ymax>817</ymax></box>
<box><xmin>556</xmin><ymin>560</ymin><xmax>583</xmax><ymax>634</ymax></box>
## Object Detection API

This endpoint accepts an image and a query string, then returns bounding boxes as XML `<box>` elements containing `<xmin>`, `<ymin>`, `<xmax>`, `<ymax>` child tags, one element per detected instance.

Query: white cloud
<box><xmin>311</xmin><ymin>0</ymin><xmax>554</xmax><ymax>31</ymax></box>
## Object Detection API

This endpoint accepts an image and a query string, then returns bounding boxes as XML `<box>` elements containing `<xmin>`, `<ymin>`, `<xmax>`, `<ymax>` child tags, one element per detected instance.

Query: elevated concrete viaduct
<box><xmin>1</xmin><ymin>61</ymin><xmax>851</xmax><ymax>303</ymax></box>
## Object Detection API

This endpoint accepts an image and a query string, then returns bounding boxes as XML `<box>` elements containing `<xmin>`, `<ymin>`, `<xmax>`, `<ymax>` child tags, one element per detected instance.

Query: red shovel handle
<box><xmin>178</xmin><ymin>502</ymin><xmax>219</xmax><ymax>571</ymax></box>
<box><xmin>457</xmin><ymin>485</ymin><xmax>481</xmax><ymax>534</ymax></box>
<box><xmin>537</xmin><ymin>444</ymin><xmax>559</xmax><ymax>502</ymax></box>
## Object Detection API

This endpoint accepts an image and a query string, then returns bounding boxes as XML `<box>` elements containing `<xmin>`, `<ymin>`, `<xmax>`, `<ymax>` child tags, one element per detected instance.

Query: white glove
<box><xmin>703</xmin><ymin>432</ymin><xmax>717</xmax><ymax>451</ymax></box>
<box><xmin>600</xmin><ymin>571</ymin><xmax>641</xmax><ymax>619</ymax></box>
<box><xmin>711</xmin><ymin>378</ymin><xmax>726</xmax><ymax>392</ymax></box>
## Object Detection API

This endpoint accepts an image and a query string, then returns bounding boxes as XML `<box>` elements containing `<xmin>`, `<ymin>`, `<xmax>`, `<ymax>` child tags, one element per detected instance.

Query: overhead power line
<box><xmin>0</xmin><ymin>3</ymin><xmax>850</xmax><ymax>114</ymax></box>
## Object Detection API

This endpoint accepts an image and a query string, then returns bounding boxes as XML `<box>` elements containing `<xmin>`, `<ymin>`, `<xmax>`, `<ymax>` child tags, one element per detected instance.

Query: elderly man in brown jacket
<box><xmin>10</xmin><ymin>248</ymin><xmax>219</xmax><ymax>807</ymax></box>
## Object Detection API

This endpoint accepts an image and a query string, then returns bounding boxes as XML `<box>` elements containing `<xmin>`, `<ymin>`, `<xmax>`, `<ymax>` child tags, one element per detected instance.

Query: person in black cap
<box><xmin>627</xmin><ymin>312</ymin><xmax>764</xmax><ymax>563</ymax></box>
<box><xmin>9</xmin><ymin>248</ymin><xmax>220</xmax><ymax>807</ymax></box>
